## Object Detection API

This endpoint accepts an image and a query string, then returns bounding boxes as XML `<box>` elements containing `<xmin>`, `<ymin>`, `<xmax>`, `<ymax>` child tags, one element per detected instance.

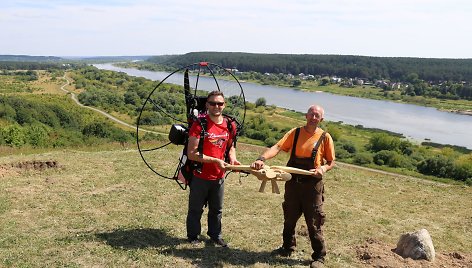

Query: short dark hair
<box><xmin>207</xmin><ymin>90</ymin><xmax>224</xmax><ymax>99</ymax></box>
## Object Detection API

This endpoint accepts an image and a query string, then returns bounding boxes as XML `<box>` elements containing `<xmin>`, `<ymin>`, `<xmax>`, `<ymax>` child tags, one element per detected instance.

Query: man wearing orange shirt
<box><xmin>251</xmin><ymin>104</ymin><xmax>335</xmax><ymax>268</ymax></box>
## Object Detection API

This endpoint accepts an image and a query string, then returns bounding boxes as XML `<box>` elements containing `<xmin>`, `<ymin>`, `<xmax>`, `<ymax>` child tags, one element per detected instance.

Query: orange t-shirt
<box><xmin>277</xmin><ymin>127</ymin><xmax>335</xmax><ymax>168</ymax></box>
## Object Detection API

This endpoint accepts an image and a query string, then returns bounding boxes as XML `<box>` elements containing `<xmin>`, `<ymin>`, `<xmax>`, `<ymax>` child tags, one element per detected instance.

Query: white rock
<box><xmin>394</xmin><ymin>229</ymin><xmax>435</xmax><ymax>261</ymax></box>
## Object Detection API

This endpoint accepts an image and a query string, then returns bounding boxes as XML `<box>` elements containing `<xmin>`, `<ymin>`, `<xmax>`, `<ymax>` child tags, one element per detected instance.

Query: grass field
<box><xmin>1</xmin><ymin>143</ymin><xmax>470</xmax><ymax>267</ymax></box>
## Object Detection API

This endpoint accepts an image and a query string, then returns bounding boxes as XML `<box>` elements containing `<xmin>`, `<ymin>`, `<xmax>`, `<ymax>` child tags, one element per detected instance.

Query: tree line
<box><xmin>0</xmin><ymin>61</ymin><xmax>70</xmax><ymax>71</ymax></box>
<box><xmin>148</xmin><ymin>52</ymin><xmax>472</xmax><ymax>83</ymax></box>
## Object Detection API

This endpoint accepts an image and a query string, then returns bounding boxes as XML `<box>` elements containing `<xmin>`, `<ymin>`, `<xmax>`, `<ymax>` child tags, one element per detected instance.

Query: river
<box><xmin>94</xmin><ymin>64</ymin><xmax>472</xmax><ymax>149</ymax></box>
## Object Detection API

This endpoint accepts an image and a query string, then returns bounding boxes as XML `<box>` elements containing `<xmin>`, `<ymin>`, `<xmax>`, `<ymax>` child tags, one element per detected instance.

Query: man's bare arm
<box><xmin>250</xmin><ymin>144</ymin><xmax>282</xmax><ymax>169</ymax></box>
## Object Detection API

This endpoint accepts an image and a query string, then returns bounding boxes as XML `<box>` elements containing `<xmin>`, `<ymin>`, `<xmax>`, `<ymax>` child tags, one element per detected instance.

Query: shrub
<box><xmin>82</xmin><ymin>122</ymin><xmax>112</xmax><ymax>138</ymax></box>
<box><xmin>334</xmin><ymin>148</ymin><xmax>351</xmax><ymax>160</ymax></box>
<box><xmin>353</xmin><ymin>153</ymin><xmax>373</xmax><ymax>165</ymax></box>
<box><xmin>368</xmin><ymin>134</ymin><xmax>402</xmax><ymax>152</ymax></box>
<box><xmin>264</xmin><ymin>137</ymin><xmax>277</xmax><ymax>147</ymax></box>
<box><xmin>373</xmin><ymin>150</ymin><xmax>393</xmax><ymax>165</ymax></box>
<box><xmin>387</xmin><ymin>152</ymin><xmax>409</xmax><ymax>168</ymax></box>
<box><xmin>450</xmin><ymin>162</ymin><xmax>472</xmax><ymax>182</ymax></box>
<box><xmin>245</xmin><ymin>102</ymin><xmax>255</xmax><ymax>110</ymax></box>
<box><xmin>327</xmin><ymin>127</ymin><xmax>341</xmax><ymax>142</ymax></box>
<box><xmin>26</xmin><ymin>124</ymin><xmax>50</xmax><ymax>147</ymax></box>
<box><xmin>341</xmin><ymin>141</ymin><xmax>357</xmax><ymax>153</ymax></box>
<box><xmin>2</xmin><ymin>124</ymin><xmax>26</xmax><ymax>147</ymax></box>
<box><xmin>255</xmin><ymin>97</ymin><xmax>266</xmax><ymax>107</ymax></box>
<box><xmin>417</xmin><ymin>155</ymin><xmax>454</xmax><ymax>178</ymax></box>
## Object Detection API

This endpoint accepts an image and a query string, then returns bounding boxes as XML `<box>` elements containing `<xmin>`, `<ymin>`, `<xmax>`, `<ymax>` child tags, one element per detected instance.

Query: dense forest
<box><xmin>0</xmin><ymin>61</ymin><xmax>72</xmax><ymax>71</ymax></box>
<box><xmin>148</xmin><ymin>52</ymin><xmax>472</xmax><ymax>82</ymax></box>
<box><xmin>0</xmin><ymin>55</ymin><xmax>63</xmax><ymax>62</ymax></box>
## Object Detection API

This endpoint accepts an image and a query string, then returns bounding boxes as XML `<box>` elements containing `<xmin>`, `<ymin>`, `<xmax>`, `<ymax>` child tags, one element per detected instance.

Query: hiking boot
<box><xmin>309</xmin><ymin>258</ymin><xmax>324</xmax><ymax>268</ymax></box>
<box><xmin>188</xmin><ymin>237</ymin><xmax>201</xmax><ymax>245</ymax></box>
<box><xmin>210</xmin><ymin>237</ymin><xmax>228</xmax><ymax>248</ymax></box>
<box><xmin>271</xmin><ymin>247</ymin><xmax>294</xmax><ymax>257</ymax></box>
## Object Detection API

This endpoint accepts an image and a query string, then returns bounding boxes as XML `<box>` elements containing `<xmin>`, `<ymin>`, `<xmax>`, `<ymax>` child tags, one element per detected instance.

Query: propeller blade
<box><xmin>184</xmin><ymin>69</ymin><xmax>192</xmax><ymax>116</ymax></box>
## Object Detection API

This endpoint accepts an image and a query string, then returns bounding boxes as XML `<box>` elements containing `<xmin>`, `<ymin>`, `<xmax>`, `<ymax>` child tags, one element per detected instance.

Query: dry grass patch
<box><xmin>0</xmin><ymin>147</ymin><xmax>470</xmax><ymax>267</ymax></box>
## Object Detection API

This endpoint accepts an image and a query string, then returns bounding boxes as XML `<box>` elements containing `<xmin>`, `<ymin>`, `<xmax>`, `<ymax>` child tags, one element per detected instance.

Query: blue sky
<box><xmin>1</xmin><ymin>0</ymin><xmax>471</xmax><ymax>58</ymax></box>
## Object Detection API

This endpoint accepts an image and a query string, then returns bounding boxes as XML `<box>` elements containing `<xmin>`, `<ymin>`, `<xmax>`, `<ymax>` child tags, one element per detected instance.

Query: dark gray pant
<box><xmin>186</xmin><ymin>176</ymin><xmax>224</xmax><ymax>240</ymax></box>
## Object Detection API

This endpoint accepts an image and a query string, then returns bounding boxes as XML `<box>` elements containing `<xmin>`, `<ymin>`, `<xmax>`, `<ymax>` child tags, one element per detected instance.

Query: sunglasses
<box><xmin>208</xmin><ymin>101</ymin><xmax>225</xmax><ymax>107</ymax></box>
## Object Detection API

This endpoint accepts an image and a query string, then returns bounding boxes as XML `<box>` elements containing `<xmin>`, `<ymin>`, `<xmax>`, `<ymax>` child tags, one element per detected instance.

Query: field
<box><xmin>1</xmin><ymin>143</ymin><xmax>471</xmax><ymax>267</ymax></box>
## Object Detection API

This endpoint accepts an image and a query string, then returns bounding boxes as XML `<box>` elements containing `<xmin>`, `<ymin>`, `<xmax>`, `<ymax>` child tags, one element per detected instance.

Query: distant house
<box><xmin>355</xmin><ymin>79</ymin><xmax>364</xmax><ymax>86</ymax></box>
<box><xmin>331</xmin><ymin>76</ymin><xmax>342</xmax><ymax>83</ymax></box>
<box><xmin>391</xmin><ymin>82</ymin><xmax>402</xmax><ymax>90</ymax></box>
<box><xmin>225</xmin><ymin>68</ymin><xmax>239</xmax><ymax>73</ymax></box>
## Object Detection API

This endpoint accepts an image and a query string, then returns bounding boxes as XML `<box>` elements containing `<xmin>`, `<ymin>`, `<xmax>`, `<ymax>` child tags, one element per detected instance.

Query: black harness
<box><xmin>179</xmin><ymin>115</ymin><xmax>236</xmax><ymax>186</ymax></box>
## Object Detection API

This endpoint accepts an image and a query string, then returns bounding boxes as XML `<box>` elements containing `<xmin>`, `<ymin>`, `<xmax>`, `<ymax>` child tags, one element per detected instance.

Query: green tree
<box><xmin>368</xmin><ymin>134</ymin><xmax>405</xmax><ymax>152</ymax></box>
<box><xmin>2</xmin><ymin>124</ymin><xmax>26</xmax><ymax>147</ymax></box>
<box><xmin>26</xmin><ymin>124</ymin><xmax>50</xmax><ymax>147</ymax></box>
<box><xmin>417</xmin><ymin>155</ymin><xmax>454</xmax><ymax>178</ymax></box>
<box><xmin>255</xmin><ymin>97</ymin><xmax>267</xmax><ymax>107</ymax></box>
<box><xmin>82</xmin><ymin>122</ymin><xmax>112</xmax><ymax>138</ymax></box>
<box><xmin>292</xmin><ymin>79</ymin><xmax>302</xmax><ymax>87</ymax></box>
<box><xmin>353</xmin><ymin>152</ymin><xmax>373</xmax><ymax>165</ymax></box>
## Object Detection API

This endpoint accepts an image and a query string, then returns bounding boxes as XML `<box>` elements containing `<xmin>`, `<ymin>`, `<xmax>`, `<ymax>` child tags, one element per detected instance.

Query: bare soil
<box><xmin>354</xmin><ymin>238</ymin><xmax>472</xmax><ymax>268</ymax></box>
<box><xmin>0</xmin><ymin>160</ymin><xmax>60</xmax><ymax>177</ymax></box>
<box><xmin>295</xmin><ymin>226</ymin><xmax>471</xmax><ymax>267</ymax></box>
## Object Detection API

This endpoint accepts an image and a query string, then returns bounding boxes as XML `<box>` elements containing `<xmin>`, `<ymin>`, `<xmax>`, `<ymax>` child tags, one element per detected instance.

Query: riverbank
<box><xmin>95</xmin><ymin>63</ymin><xmax>472</xmax><ymax>149</ymax></box>
<box><xmin>450</xmin><ymin>109</ymin><xmax>472</xmax><ymax>116</ymax></box>
<box><xmin>114</xmin><ymin>61</ymin><xmax>472</xmax><ymax>115</ymax></box>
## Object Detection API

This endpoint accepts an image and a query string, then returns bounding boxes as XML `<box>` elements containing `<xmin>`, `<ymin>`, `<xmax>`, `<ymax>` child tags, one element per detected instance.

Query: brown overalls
<box><xmin>282</xmin><ymin>128</ymin><xmax>326</xmax><ymax>261</ymax></box>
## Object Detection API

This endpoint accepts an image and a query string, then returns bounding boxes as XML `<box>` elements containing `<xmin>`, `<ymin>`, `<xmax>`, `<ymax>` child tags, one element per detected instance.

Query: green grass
<box><xmin>1</xmin><ymin>143</ymin><xmax>470</xmax><ymax>267</ymax></box>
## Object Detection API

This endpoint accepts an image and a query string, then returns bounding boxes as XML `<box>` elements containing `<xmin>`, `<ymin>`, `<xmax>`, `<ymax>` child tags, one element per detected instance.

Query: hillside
<box><xmin>0</xmin><ymin>144</ymin><xmax>470</xmax><ymax>267</ymax></box>
<box><xmin>0</xmin><ymin>55</ymin><xmax>64</xmax><ymax>62</ymax></box>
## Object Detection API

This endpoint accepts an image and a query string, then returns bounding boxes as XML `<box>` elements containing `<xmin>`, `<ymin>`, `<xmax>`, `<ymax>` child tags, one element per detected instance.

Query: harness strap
<box><xmin>312</xmin><ymin>131</ymin><xmax>327</xmax><ymax>159</ymax></box>
<box><xmin>196</xmin><ymin>116</ymin><xmax>237</xmax><ymax>163</ymax></box>
<box><xmin>290</xmin><ymin>127</ymin><xmax>301</xmax><ymax>159</ymax></box>
<box><xmin>197</xmin><ymin>117</ymin><xmax>207</xmax><ymax>158</ymax></box>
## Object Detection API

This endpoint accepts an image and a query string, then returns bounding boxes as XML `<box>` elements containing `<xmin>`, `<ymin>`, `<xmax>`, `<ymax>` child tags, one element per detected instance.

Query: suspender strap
<box><xmin>290</xmin><ymin>128</ymin><xmax>327</xmax><ymax>160</ymax></box>
<box><xmin>312</xmin><ymin>131</ymin><xmax>326</xmax><ymax>159</ymax></box>
<box><xmin>290</xmin><ymin>127</ymin><xmax>301</xmax><ymax>159</ymax></box>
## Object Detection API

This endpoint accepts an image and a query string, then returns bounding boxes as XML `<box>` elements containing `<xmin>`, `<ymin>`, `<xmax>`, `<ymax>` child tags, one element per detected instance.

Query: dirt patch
<box><xmin>0</xmin><ymin>160</ymin><xmax>60</xmax><ymax>177</ymax></box>
<box><xmin>11</xmin><ymin>160</ymin><xmax>60</xmax><ymax>170</ymax></box>
<box><xmin>0</xmin><ymin>165</ymin><xmax>18</xmax><ymax>177</ymax></box>
<box><xmin>355</xmin><ymin>238</ymin><xmax>472</xmax><ymax>268</ymax></box>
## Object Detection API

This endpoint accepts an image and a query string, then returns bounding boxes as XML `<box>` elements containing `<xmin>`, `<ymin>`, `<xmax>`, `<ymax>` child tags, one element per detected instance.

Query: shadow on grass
<box><xmin>95</xmin><ymin>227</ymin><xmax>307</xmax><ymax>267</ymax></box>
